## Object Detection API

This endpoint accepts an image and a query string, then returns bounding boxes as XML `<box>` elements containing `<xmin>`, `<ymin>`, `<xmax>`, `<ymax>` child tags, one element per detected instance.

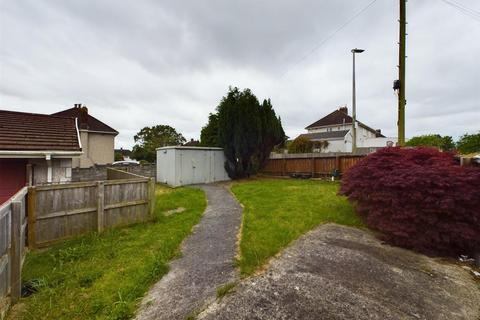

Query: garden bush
<box><xmin>340</xmin><ymin>147</ymin><xmax>480</xmax><ymax>257</ymax></box>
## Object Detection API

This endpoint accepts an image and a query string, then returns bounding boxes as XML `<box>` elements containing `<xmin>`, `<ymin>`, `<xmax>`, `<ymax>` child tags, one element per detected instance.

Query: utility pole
<box><xmin>351</xmin><ymin>48</ymin><xmax>364</xmax><ymax>154</ymax></box>
<box><xmin>398</xmin><ymin>0</ymin><xmax>407</xmax><ymax>146</ymax></box>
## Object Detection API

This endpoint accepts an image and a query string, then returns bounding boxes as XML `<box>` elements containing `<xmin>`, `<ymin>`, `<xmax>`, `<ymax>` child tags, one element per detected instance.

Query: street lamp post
<box><xmin>351</xmin><ymin>48</ymin><xmax>364</xmax><ymax>154</ymax></box>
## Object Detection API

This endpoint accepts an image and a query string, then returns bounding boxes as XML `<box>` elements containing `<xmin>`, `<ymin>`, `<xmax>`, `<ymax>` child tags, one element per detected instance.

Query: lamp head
<box><xmin>351</xmin><ymin>48</ymin><xmax>365</xmax><ymax>53</ymax></box>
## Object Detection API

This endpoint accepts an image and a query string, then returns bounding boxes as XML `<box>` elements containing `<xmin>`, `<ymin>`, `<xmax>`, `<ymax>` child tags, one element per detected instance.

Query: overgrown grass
<box><xmin>11</xmin><ymin>185</ymin><xmax>206</xmax><ymax>320</ymax></box>
<box><xmin>232</xmin><ymin>178</ymin><xmax>363</xmax><ymax>276</ymax></box>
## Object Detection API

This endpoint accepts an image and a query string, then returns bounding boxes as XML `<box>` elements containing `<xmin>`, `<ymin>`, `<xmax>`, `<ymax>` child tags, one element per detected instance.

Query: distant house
<box><xmin>0</xmin><ymin>110</ymin><xmax>82</xmax><ymax>203</ymax></box>
<box><xmin>299</xmin><ymin>106</ymin><xmax>397</xmax><ymax>153</ymax></box>
<box><xmin>53</xmin><ymin>104</ymin><xmax>118</xmax><ymax>168</ymax></box>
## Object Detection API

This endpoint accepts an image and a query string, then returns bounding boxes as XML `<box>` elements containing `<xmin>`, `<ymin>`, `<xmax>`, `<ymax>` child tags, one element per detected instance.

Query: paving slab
<box><xmin>135</xmin><ymin>184</ymin><xmax>242</xmax><ymax>320</ymax></box>
<box><xmin>198</xmin><ymin>224</ymin><xmax>480</xmax><ymax>320</ymax></box>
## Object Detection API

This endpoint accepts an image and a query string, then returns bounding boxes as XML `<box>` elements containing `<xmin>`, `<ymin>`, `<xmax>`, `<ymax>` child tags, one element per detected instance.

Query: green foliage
<box><xmin>200</xmin><ymin>113</ymin><xmax>220</xmax><ymax>147</ymax></box>
<box><xmin>232</xmin><ymin>179</ymin><xmax>363</xmax><ymax>276</ymax></box>
<box><xmin>456</xmin><ymin>132</ymin><xmax>480</xmax><ymax>154</ymax></box>
<box><xmin>287</xmin><ymin>137</ymin><xmax>329</xmax><ymax>153</ymax></box>
<box><xmin>288</xmin><ymin>136</ymin><xmax>313</xmax><ymax>153</ymax></box>
<box><xmin>406</xmin><ymin>134</ymin><xmax>455</xmax><ymax>151</ymax></box>
<box><xmin>15</xmin><ymin>185</ymin><xmax>206</xmax><ymax>320</ymax></box>
<box><xmin>132</xmin><ymin>125</ymin><xmax>186</xmax><ymax>162</ymax></box>
<box><xmin>202</xmin><ymin>87</ymin><xmax>285</xmax><ymax>179</ymax></box>
<box><xmin>114</xmin><ymin>152</ymin><xmax>124</xmax><ymax>162</ymax></box>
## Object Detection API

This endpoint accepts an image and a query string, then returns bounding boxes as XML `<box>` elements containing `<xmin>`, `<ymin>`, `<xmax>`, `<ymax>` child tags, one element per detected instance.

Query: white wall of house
<box><xmin>73</xmin><ymin>131</ymin><xmax>115</xmax><ymax>168</ymax></box>
<box><xmin>307</xmin><ymin>124</ymin><xmax>351</xmax><ymax>133</ymax></box>
<box><xmin>321</xmin><ymin>139</ymin><xmax>347</xmax><ymax>153</ymax></box>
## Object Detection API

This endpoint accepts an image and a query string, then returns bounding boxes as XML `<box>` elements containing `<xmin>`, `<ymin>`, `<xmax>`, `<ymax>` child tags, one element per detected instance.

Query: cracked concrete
<box><xmin>198</xmin><ymin>224</ymin><xmax>480</xmax><ymax>320</ymax></box>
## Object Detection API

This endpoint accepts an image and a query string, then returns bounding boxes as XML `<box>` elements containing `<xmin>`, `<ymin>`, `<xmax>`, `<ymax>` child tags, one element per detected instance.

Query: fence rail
<box><xmin>28</xmin><ymin>169</ymin><xmax>155</xmax><ymax>248</ymax></box>
<box><xmin>0</xmin><ymin>187</ymin><xmax>28</xmax><ymax>317</ymax></box>
<box><xmin>262</xmin><ymin>154</ymin><xmax>364</xmax><ymax>177</ymax></box>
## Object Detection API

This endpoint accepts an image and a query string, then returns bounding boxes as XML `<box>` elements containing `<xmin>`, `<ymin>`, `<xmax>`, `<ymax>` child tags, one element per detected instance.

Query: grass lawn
<box><xmin>232</xmin><ymin>178</ymin><xmax>363</xmax><ymax>276</ymax></box>
<box><xmin>10</xmin><ymin>185</ymin><xmax>206</xmax><ymax>320</ymax></box>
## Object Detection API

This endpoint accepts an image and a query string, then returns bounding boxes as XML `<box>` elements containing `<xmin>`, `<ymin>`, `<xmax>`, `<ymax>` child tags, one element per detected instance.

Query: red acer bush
<box><xmin>340</xmin><ymin>147</ymin><xmax>480</xmax><ymax>257</ymax></box>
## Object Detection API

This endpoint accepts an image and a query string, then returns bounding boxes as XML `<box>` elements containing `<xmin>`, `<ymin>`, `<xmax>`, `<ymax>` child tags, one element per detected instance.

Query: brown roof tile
<box><xmin>306</xmin><ymin>107</ymin><xmax>385</xmax><ymax>137</ymax></box>
<box><xmin>52</xmin><ymin>106</ymin><xmax>118</xmax><ymax>134</ymax></box>
<box><xmin>0</xmin><ymin>110</ymin><xmax>81</xmax><ymax>151</ymax></box>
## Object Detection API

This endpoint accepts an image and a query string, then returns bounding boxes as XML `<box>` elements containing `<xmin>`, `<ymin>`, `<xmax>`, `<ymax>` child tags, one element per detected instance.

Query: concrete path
<box><xmin>198</xmin><ymin>224</ymin><xmax>480</xmax><ymax>320</ymax></box>
<box><xmin>135</xmin><ymin>184</ymin><xmax>242</xmax><ymax>320</ymax></box>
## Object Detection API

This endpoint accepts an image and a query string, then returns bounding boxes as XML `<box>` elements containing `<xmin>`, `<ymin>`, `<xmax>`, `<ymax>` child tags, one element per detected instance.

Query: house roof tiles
<box><xmin>52</xmin><ymin>106</ymin><xmax>118</xmax><ymax>134</ymax></box>
<box><xmin>306</xmin><ymin>107</ymin><xmax>385</xmax><ymax>137</ymax></box>
<box><xmin>0</xmin><ymin>110</ymin><xmax>81</xmax><ymax>151</ymax></box>
<box><xmin>299</xmin><ymin>130</ymin><xmax>350</xmax><ymax>140</ymax></box>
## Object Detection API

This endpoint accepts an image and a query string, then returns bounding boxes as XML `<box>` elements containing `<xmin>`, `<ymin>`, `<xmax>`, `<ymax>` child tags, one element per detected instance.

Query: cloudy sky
<box><xmin>1</xmin><ymin>0</ymin><xmax>479</xmax><ymax>148</ymax></box>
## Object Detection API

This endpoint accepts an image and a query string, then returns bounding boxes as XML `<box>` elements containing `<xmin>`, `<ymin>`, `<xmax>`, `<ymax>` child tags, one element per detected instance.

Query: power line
<box><xmin>446</xmin><ymin>0</ymin><xmax>480</xmax><ymax>16</ymax></box>
<box><xmin>279</xmin><ymin>0</ymin><xmax>379</xmax><ymax>78</ymax></box>
<box><xmin>439</xmin><ymin>0</ymin><xmax>480</xmax><ymax>22</ymax></box>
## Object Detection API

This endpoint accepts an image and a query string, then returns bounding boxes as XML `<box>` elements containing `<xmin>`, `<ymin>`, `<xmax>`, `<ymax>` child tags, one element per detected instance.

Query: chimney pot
<box><xmin>79</xmin><ymin>106</ymin><xmax>89</xmax><ymax>129</ymax></box>
<box><xmin>339</xmin><ymin>106</ymin><xmax>348</xmax><ymax>115</ymax></box>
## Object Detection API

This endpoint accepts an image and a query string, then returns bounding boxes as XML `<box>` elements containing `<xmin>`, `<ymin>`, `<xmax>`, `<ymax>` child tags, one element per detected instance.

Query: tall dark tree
<box><xmin>132</xmin><ymin>125</ymin><xmax>186</xmax><ymax>162</ymax></box>
<box><xmin>203</xmin><ymin>87</ymin><xmax>285</xmax><ymax>179</ymax></box>
<box><xmin>200</xmin><ymin>113</ymin><xmax>220</xmax><ymax>147</ymax></box>
<box><xmin>258</xmin><ymin>99</ymin><xmax>286</xmax><ymax>166</ymax></box>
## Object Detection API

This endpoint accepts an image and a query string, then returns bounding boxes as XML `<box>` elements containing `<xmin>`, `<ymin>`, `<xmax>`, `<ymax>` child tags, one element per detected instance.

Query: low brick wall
<box><xmin>72</xmin><ymin>164</ymin><xmax>156</xmax><ymax>182</ymax></box>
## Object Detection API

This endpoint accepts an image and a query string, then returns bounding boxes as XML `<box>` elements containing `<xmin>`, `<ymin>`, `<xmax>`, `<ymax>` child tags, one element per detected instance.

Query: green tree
<box><xmin>132</xmin><ymin>125</ymin><xmax>186</xmax><ymax>162</ymax></box>
<box><xmin>456</xmin><ymin>132</ymin><xmax>480</xmax><ymax>154</ymax></box>
<box><xmin>200</xmin><ymin>113</ymin><xmax>220</xmax><ymax>147</ymax></box>
<box><xmin>203</xmin><ymin>87</ymin><xmax>285</xmax><ymax>179</ymax></box>
<box><xmin>114</xmin><ymin>151</ymin><xmax>124</xmax><ymax>161</ymax></box>
<box><xmin>406</xmin><ymin>134</ymin><xmax>455</xmax><ymax>151</ymax></box>
<box><xmin>288</xmin><ymin>136</ymin><xmax>313</xmax><ymax>153</ymax></box>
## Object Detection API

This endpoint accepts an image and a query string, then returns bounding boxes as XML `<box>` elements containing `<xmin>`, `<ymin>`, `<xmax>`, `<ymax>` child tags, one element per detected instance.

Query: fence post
<box><xmin>27</xmin><ymin>187</ymin><xmax>36</xmax><ymax>249</ymax></box>
<box><xmin>97</xmin><ymin>181</ymin><xmax>105</xmax><ymax>233</ymax></box>
<box><xmin>311</xmin><ymin>156</ymin><xmax>315</xmax><ymax>177</ymax></box>
<box><xmin>148</xmin><ymin>178</ymin><xmax>156</xmax><ymax>218</ymax></box>
<box><xmin>10</xmin><ymin>201</ymin><xmax>22</xmax><ymax>303</ymax></box>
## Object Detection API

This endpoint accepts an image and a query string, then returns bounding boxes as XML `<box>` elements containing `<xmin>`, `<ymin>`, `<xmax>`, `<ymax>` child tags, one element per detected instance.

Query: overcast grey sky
<box><xmin>1</xmin><ymin>0</ymin><xmax>479</xmax><ymax>148</ymax></box>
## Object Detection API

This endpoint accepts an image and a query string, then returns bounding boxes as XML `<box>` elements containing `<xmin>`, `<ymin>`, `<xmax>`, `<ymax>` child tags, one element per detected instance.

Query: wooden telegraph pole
<box><xmin>398</xmin><ymin>0</ymin><xmax>407</xmax><ymax>146</ymax></box>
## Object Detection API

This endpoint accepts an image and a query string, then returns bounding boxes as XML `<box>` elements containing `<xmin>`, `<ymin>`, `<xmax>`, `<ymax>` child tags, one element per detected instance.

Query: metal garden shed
<box><xmin>156</xmin><ymin>146</ymin><xmax>230</xmax><ymax>187</ymax></box>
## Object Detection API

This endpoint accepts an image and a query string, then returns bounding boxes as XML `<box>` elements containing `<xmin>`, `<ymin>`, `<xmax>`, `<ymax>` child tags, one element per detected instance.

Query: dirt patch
<box><xmin>198</xmin><ymin>224</ymin><xmax>480</xmax><ymax>320</ymax></box>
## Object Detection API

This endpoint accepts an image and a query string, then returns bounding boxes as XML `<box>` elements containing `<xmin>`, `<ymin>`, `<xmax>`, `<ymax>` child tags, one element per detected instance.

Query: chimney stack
<box><xmin>77</xmin><ymin>104</ymin><xmax>89</xmax><ymax>130</ymax></box>
<box><xmin>339</xmin><ymin>105</ymin><xmax>348</xmax><ymax>115</ymax></box>
<box><xmin>375</xmin><ymin>129</ymin><xmax>382</xmax><ymax>137</ymax></box>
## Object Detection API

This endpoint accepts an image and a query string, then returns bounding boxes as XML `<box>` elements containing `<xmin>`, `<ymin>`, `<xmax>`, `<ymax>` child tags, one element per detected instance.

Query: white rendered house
<box><xmin>298</xmin><ymin>106</ymin><xmax>397</xmax><ymax>153</ymax></box>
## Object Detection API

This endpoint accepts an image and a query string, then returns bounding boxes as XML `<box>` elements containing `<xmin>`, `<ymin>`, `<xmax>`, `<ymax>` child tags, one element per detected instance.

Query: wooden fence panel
<box><xmin>314</xmin><ymin>158</ymin><xmax>337</xmax><ymax>175</ymax></box>
<box><xmin>339</xmin><ymin>156</ymin><xmax>364</xmax><ymax>173</ymax></box>
<box><xmin>286</xmin><ymin>159</ymin><xmax>311</xmax><ymax>173</ymax></box>
<box><xmin>103</xmin><ymin>180</ymin><xmax>149</xmax><ymax>229</ymax></box>
<box><xmin>262</xmin><ymin>155</ymin><xmax>364</xmax><ymax>177</ymax></box>
<box><xmin>28</xmin><ymin>172</ymin><xmax>154</xmax><ymax>248</ymax></box>
<box><xmin>33</xmin><ymin>183</ymin><xmax>98</xmax><ymax>247</ymax></box>
<box><xmin>0</xmin><ymin>187</ymin><xmax>28</xmax><ymax>316</ymax></box>
<box><xmin>262</xmin><ymin>159</ymin><xmax>284</xmax><ymax>175</ymax></box>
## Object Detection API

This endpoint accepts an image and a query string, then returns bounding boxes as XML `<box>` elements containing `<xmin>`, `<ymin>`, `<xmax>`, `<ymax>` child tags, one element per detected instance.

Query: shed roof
<box><xmin>0</xmin><ymin>110</ymin><xmax>81</xmax><ymax>151</ymax></box>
